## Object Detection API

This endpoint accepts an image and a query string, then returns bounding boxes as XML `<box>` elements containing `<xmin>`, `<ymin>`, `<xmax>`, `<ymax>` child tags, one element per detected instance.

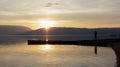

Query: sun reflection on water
<box><xmin>41</xmin><ymin>44</ymin><xmax>53</xmax><ymax>51</ymax></box>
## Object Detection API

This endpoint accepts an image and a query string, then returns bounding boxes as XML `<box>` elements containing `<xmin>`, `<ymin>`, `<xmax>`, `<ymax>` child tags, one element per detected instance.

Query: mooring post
<box><xmin>94</xmin><ymin>31</ymin><xmax>98</xmax><ymax>55</ymax></box>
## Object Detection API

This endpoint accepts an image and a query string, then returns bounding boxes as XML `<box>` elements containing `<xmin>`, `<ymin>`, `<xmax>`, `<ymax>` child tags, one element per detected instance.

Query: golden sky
<box><xmin>0</xmin><ymin>0</ymin><xmax>120</xmax><ymax>29</ymax></box>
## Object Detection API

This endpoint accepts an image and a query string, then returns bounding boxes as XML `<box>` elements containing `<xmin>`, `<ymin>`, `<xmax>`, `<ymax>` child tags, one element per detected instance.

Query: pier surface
<box><xmin>28</xmin><ymin>39</ymin><xmax>120</xmax><ymax>46</ymax></box>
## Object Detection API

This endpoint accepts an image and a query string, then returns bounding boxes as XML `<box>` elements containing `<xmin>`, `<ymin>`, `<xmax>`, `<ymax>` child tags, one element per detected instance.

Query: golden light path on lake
<box><xmin>41</xmin><ymin>44</ymin><xmax>53</xmax><ymax>51</ymax></box>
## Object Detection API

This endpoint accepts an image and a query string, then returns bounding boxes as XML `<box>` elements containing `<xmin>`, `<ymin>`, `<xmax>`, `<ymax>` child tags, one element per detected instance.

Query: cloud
<box><xmin>45</xmin><ymin>3</ymin><xmax>59</xmax><ymax>7</ymax></box>
<box><xmin>52</xmin><ymin>10</ymin><xmax>120</xmax><ymax>21</ymax></box>
<box><xmin>0</xmin><ymin>0</ymin><xmax>120</xmax><ymax>13</ymax></box>
<box><xmin>0</xmin><ymin>0</ymin><xmax>119</xmax><ymax>28</ymax></box>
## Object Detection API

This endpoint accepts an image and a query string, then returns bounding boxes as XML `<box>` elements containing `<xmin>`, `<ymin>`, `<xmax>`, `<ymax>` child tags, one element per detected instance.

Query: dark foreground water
<box><xmin>0</xmin><ymin>35</ymin><xmax>116</xmax><ymax>67</ymax></box>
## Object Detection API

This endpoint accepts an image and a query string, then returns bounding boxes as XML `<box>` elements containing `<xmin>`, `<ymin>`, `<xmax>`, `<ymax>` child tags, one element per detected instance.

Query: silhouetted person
<box><xmin>94</xmin><ymin>31</ymin><xmax>98</xmax><ymax>55</ymax></box>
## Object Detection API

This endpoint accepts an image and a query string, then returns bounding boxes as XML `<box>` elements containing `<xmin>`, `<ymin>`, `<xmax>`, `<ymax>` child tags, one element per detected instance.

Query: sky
<box><xmin>0</xmin><ymin>0</ymin><xmax>120</xmax><ymax>29</ymax></box>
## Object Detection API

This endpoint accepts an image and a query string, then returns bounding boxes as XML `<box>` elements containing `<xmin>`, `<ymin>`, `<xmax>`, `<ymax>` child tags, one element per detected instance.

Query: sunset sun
<box><xmin>38</xmin><ymin>19</ymin><xmax>57</xmax><ymax>29</ymax></box>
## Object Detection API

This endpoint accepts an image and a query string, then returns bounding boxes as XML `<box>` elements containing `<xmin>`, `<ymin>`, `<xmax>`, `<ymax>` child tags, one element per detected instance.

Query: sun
<box><xmin>38</xmin><ymin>19</ymin><xmax>56</xmax><ymax>29</ymax></box>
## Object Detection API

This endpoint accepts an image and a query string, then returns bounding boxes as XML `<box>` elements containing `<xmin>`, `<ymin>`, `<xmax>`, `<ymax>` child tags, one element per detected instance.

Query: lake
<box><xmin>0</xmin><ymin>36</ymin><xmax>116</xmax><ymax>67</ymax></box>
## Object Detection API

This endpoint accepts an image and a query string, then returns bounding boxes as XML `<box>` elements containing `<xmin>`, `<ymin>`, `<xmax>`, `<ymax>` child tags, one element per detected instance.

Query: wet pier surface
<box><xmin>112</xmin><ymin>44</ymin><xmax>120</xmax><ymax>67</ymax></box>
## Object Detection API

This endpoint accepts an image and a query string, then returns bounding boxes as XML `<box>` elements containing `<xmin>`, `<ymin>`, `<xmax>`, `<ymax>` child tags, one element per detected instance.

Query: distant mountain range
<box><xmin>22</xmin><ymin>27</ymin><xmax>120</xmax><ymax>40</ymax></box>
<box><xmin>0</xmin><ymin>25</ymin><xmax>32</xmax><ymax>35</ymax></box>
<box><xmin>22</xmin><ymin>27</ymin><xmax>120</xmax><ymax>36</ymax></box>
<box><xmin>0</xmin><ymin>25</ymin><xmax>120</xmax><ymax>40</ymax></box>
<box><xmin>0</xmin><ymin>25</ymin><xmax>119</xmax><ymax>35</ymax></box>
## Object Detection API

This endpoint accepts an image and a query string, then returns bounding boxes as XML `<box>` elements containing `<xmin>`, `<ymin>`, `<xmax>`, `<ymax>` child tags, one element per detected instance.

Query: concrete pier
<box><xmin>111</xmin><ymin>43</ymin><xmax>120</xmax><ymax>67</ymax></box>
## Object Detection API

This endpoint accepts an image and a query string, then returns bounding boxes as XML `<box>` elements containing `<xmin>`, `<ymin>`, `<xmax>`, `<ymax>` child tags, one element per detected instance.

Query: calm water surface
<box><xmin>0</xmin><ymin>36</ymin><xmax>116</xmax><ymax>67</ymax></box>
